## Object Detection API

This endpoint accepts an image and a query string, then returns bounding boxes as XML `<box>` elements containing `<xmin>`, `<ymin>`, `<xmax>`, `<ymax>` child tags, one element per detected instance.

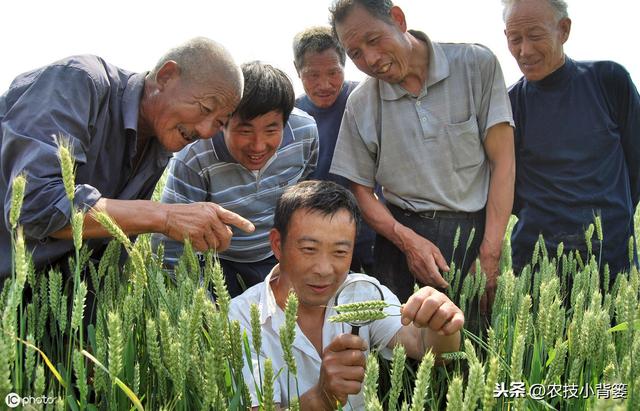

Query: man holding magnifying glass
<box><xmin>229</xmin><ymin>180</ymin><xmax>464</xmax><ymax>410</ymax></box>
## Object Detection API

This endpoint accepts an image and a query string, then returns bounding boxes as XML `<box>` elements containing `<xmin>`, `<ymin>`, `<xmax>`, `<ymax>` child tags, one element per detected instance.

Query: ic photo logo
<box><xmin>5</xmin><ymin>392</ymin><xmax>55</xmax><ymax>408</ymax></box>
<box><xmin>5</xmin><ymin>393</ymin><xmax>20</xmax><ymax>408</ymax></box>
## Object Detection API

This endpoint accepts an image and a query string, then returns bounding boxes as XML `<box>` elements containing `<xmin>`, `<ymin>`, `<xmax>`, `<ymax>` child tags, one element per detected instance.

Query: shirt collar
<box><xmin>121</xmin><ymin>72</ymin><xmax>147</xmax><ymax>132</ymax></box>
<box><xmin>121</xmin><ymin>72</ymin><xmax>172</xmax><ymax>166</ymax></box>
<box><xmin>527</xmin><ymin>56</ymin><xmax>576</xmax><ymax>90</ymax></box>
<box><xmin>259</xmin><ymin>264</ymin><xmax>284</xmax><ymax>325</ymax></box>
<box><xmin>259</xmin><ymin>264</ymin><xmax>341</xmax><ymax>363</ymax></box>
<box><xmin>259</xmin><ymin>264</ymin><xmax>341</xmax><ymax>324</ymax></box>
<box><xmin>380</xmin><ymin>30</ymin><xmax>450</xmax><ymax>101</ymax></box>
<box><xmin>211</xmin><ymin>131</ymin><xmax>236</xmax><ymax>163</ymax></box>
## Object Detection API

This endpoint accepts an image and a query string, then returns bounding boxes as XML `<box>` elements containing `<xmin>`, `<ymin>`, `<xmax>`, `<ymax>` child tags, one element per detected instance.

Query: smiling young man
<box><xmin>229</xmin><ymin>180</ymin><xmax>463</xmax><ymax>410</ymax></box>
<box><xmin>153</xmin><ymin>61</ymin><xmax>318</xmax><ymax>296</ymax></box>
<box><xmin>0</xmin><ymin>37</ymin><xmax>256</xmax><ymax>279</ymax></box>
<box><xmin>503</xmin><ymin>0</ymin><xmax>640</xmax><ymax>278</ymax></box>
<box><xmin>327</xmin><ymin>1</ymin><xmax>515</xmax><ymax>315</ymax></box>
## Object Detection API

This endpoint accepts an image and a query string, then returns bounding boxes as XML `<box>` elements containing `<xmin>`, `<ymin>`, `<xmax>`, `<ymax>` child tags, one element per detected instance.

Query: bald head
<box><xmin>151</xmin><ymin>37</ymin><xmax>243</xmax><ymax>97</ymax></box>
<box><xmin>139</xmin><ymin>37</ymin><xmax>244</xmax><ymax>152</ymax></box>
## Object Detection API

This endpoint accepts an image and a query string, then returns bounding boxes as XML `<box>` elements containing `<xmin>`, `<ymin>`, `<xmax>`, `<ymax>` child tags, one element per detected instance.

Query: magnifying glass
<box><xmin>333</xmin><ymin>278</ymin><xmax>385</xmax><ymax>336</ymax></box>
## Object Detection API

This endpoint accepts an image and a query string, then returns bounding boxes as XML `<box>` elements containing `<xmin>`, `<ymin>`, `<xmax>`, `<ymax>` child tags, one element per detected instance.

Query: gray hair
<box><xmin>293</xmin><ymin>26</ymin><xmax>346</xmax><ymax>71</ymax></box>
<box><xmin>151</xmin><ymin>37</ymin><xmax>242</xmax><ymax>92</ymax></box>
<box><xmin>502</xmin><ymin>0</ymin><xmax>569</xmax><ymax>22</ymax></box>
<box><xmin>329</xmin><ymin>0</ymin><xmax>394</xmax><ymax>40</ymax></box>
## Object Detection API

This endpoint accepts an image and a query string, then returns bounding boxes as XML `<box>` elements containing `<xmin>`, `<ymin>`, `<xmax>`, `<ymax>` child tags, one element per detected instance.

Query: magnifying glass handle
<box><xmin>351</xmin><ymin>325</ymin><xmax>360</xmax><ymax>336</ymax></box>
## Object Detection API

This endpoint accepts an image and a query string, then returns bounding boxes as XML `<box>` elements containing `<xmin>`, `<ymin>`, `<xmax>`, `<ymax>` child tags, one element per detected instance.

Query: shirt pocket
<box><xmin>445</xmin><ymin>115</ymin><xmax>485</xmax><ymax>171</ymax></box>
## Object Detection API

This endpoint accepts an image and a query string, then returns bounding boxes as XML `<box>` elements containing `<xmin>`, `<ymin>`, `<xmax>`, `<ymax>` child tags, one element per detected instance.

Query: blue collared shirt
<box><xmin>0</xmin><ymin>55</ymin><xmax>172</xmax><ymax>278</ymax></box>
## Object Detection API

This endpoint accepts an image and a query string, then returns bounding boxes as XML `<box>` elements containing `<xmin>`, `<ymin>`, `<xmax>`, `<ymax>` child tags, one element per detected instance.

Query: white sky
<box><xmin>1</xmin><ymin>0</ymin><xmax>638</xmax><ymax>94</ymax></box>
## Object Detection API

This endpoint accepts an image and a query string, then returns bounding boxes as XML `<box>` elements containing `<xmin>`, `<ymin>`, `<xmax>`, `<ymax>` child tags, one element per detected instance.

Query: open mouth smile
<box><xmin>248</xmin><ymin>153</ymin><xmax>267</xmax><ymax>162</ymax></box>
<box><xmin>376</xmin><ymin>63</ymin><xmax>392</xmax><ymax>75</ymax></box>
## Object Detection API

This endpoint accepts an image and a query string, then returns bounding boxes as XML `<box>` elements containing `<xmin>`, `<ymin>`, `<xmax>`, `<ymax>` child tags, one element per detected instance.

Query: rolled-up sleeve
<box><xmin>474</xmin><ymin>45</ymin><xmax>514</xmax><ymax>140</ymax></box>
<box><xmin>1</xmin><ymin>65</ymin><xmax>103</xmax><ymax>238</ymax></box>
<box><xmin>329</xmin><ymin>102</ymin><xmax>378</xmax><ymax>188</ymax></box>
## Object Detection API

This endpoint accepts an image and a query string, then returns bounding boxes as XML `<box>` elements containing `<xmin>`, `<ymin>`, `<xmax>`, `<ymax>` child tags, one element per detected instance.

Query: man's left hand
<box><xmin>400</xmin><ymin>287</ymin><xmax>464</xmax><ymax>336</ymax></box>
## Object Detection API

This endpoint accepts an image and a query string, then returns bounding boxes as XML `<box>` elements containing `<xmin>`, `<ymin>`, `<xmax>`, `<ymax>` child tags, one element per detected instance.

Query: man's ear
<box><xmin>389</xmin><ymin>5</ymin><xmax>407</xmax><ymax>32</ymax></box>
<box><xmin>270</xmin><ymin>228</ymin><xmax>283</xmax><ymax>261</ymax></box>
<box><xmin>559</xmin><ymin>17</ymin><xmax>572</xmax><ymax>44</ymax></box>
<box><xmin>155</xmin><ymin>60</ymin><xmax>180</xmax><ymax>89</ymax></box>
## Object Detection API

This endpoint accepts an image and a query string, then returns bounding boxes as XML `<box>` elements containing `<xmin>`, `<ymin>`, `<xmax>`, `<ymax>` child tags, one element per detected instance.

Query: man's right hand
<box><xmin>395</xmin><ymin>224</ymin><xmax>450</xmax><ymax>289</ymax></box>
<box><xmin>314</xmin><ymin>334</ymin><xmax>368</xmax><ymax>409</ymax></box>
<box><xmin>162</xmin><ymin>202</ymin><xmax>255</xmax><ymax>252</ymax></box>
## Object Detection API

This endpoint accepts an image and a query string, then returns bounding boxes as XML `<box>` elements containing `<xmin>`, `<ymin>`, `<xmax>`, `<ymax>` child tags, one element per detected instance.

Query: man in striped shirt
<box><xmin>152</xmin><ymin>61</ymin><xmax>319</xmax><ymax>296</ymax></box>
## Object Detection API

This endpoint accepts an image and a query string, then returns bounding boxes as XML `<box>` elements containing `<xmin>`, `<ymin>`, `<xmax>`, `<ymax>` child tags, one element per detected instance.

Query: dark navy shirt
<box><xmin>0</xmin><ymin>55</ymin><xmax>172</xmax><ymax>278</ymax></box>
<box><xmin>295</xmin><ymin>80</ymin><xmax>358</xmax><ymax>185</ymax></box>
<box><xmin>509</xmin><ymin>57</ymin><xmax>640</xmax><ymax>274</ymax></box>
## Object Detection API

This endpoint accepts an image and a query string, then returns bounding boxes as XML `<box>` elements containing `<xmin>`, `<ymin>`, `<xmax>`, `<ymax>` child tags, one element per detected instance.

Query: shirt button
<box><xmin>421</xmin><ymin>117</ymin><xmax>427</xmax><ymax>122</ymax></box>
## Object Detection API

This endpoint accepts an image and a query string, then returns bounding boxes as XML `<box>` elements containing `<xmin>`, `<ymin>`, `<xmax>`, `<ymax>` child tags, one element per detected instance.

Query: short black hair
<box><xmin>329</xmin><ymin>0</ymin><xmax>394</xmax><ymax>40</ymax></box>
<box><xmin>235</xmin><ymin>61</ymin><xmax>295</xmax><ymax>124</ymax></box>
<box><xmin>273</xmin><ymin>180</ymin><xmax>361</xmax><ymax>242</ymax></box>
<box><xmin>293</xmin><ymin>26</ymin><xmax>346</xmax><ymax>71</ymax></box>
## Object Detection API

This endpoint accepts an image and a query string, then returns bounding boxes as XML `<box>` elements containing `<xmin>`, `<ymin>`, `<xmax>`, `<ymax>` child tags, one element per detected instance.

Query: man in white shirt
<box><xmin>229</xmin><ymin>180</ymin><xmax>463</xmax><ymax>410</ymax></box>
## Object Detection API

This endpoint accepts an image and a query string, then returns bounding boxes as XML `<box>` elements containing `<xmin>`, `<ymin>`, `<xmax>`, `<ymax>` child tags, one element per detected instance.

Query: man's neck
<box><xmin>400</xmin><ymin>31</ymin><xmax>430</xmax><ymax>95</ymax></box>
<box><xmin>137</xmin><ymin>78</ymin><xmax>156</xmax><ymax>140</ymax></box>
<box><xmin>296</xmin><ymin>304</ymin><xmax>326</xmax><ymax>356</ymax></box>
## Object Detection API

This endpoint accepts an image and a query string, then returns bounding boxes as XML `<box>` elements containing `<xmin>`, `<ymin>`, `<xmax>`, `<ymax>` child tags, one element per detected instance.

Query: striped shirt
<box><xmin>153</xmin><ymin>108</ymin><xmax>318</xmax><ymax>265</ymax></box>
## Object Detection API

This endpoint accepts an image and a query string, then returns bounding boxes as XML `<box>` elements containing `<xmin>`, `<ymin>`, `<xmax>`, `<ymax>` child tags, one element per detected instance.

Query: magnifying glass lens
<box><xmin>334</xmin><ymin>278</ymin><xmax>385</xmax><ymax>335</ymax></box>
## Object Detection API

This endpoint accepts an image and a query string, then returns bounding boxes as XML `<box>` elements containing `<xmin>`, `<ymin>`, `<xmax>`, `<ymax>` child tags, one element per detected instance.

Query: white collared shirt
<box><xmin>229</xmin><ymin>265</ymin><xmax>402</xmax><ymax>410</ymax></box>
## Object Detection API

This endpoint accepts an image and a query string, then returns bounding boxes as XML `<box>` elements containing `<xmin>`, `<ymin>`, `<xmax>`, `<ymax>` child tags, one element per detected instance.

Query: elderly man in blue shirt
<box><xmin>0</xmin><ymin>37</ymin><xmax>254</xmax><ymax>280</ymax></box>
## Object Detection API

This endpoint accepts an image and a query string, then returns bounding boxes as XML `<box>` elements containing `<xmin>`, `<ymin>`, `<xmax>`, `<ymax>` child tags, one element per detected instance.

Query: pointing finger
<box><xmin>214</xmin><ymin>204</ymin><xmax>255</xmax><ymax>233</ymax></box>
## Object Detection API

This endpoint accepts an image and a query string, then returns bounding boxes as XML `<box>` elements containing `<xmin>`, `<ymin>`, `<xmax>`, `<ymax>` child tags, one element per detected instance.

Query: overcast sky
<box><xmin>1</xmin><ymin>0</ymin><xmax>638</xmax><ymax>94</ymax></box>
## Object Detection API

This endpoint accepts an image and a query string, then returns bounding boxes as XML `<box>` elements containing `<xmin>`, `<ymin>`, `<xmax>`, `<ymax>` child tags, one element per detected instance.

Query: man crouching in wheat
<box><xmin>229</xmin><ymin>180</ymin><xmax>464</xmax><ymax>410</ymax></box>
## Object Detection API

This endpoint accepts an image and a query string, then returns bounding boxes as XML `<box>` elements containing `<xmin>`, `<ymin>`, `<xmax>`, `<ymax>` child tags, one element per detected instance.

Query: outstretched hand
<box><xmin>163</xmin><ymin>202</ymin><xmax>255</xmax><ymax>251</ymax></box>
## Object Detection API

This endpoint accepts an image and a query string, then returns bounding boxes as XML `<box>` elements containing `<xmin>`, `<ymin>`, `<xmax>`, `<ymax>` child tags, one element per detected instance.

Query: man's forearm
<box><xmin>49</xmin><ymin>198</ymin><xmax>166</xmax><ymax>240</ymax></box>
<box><xmin>351</xmin><ymin>182</ymin><xmax>413</xmax><ymax>252</ymax></box>
<box><xmin>420</xmin><ymin>327</ymin><xmax>461</xmax><ymax>359</ymax></box>
<box><xmin>480</xmin><ymin>163</ymin><xmax>514</xmax><ymax>260</ymax></box>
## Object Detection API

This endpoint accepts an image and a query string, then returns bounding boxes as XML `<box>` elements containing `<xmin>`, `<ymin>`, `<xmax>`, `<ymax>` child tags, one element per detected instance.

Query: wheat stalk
<box><xmin>9</xmin><ymin>173</ymin><xmax>26</xmax><ymax>229</ymax></box>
